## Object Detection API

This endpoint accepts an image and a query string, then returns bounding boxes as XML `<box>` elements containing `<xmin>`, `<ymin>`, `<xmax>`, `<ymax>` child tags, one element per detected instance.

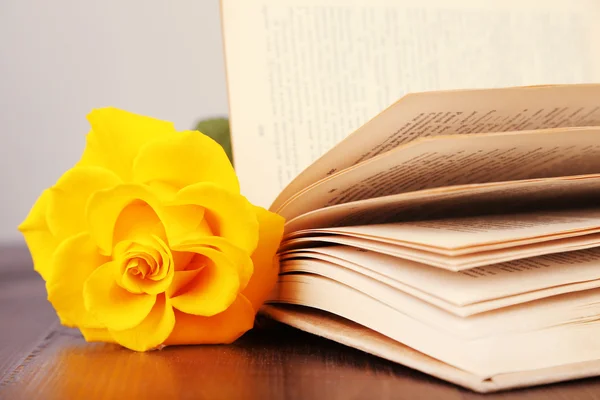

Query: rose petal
<box><xmin>165</xmin><ymin>295</ymin><xmax>255</xmax><ymax>345</ymax></box>
<box><xmin>83</xmin><ymin>261</ymin><xmax>156</xmax><ymax>331</ymax></box>
<box><xmin>18</xmin><ymin>190</ymin><xmax>59</xmax><ymax>281</ymax></box>
<box><xmin>172</xmin><ymin>250</ymin><xmax>195</xmax><ymax>271</ymax></box>
<box><xmin>109</xmin><ymin>294</ymin><xmax>175</xmax><ymax>352</ymax></box>
<box><xmin>87</xmin><ymin>184</ymin><xmax>210</xmax><ymax>257</ymax></box>
<box><xmin>166</xmin><ymin>269</ymin><xmax>200</xmax><ymax>294</ymax></box>
<box><xmin>167</xmin><ymin>247</ymin><xmax>239</xmax><ymax>316</ymax></box>
<box><xmin>113</xmin><ymin>202</ymin><xmax>167</xmax><ymax>246</ymax></box>
<box><xmin>46</xmin><ymin>166</ymin><xmax>121</xmax><ymax>241</ymax></box>
<box><xmin>170</xmin><ymin>182</ymin><xmax>259</xmax><ymax>254</ymax></box>
<box><xmin>116</xmin><ymin>237</ymin><xmax>174</xmax><ymax>295</ymax></box>
<box><xmin>78</xmin><ymin>108</ymin><xmax>176</xmax><ymax>181</ymax></box>
<box><xmin>160</xmin><ymin>204</ymin><xmax>212</xmax><ymax>245</ymax></box>
<box><xmin>173</xmin><ymin>236</ymin><xmax>253</xmax><ymax>292</ymax></box>
<box><xmin>132</xmin><ymin>130</ymin><xmax>239</xmax><ymax>193</ymax></box>
<box><xmin>86</xmin><ymin>184</ymin><xmax>163</xmax><ymax>255</ymax></box>
<box><xmin>242</xmin><ymin>206</ymin><xmax>285</xmax><ymax>310</ymax></box>
<box><xmin>46</xmin><ymin>232</ymin><xmax>109</xmax><ymax>328</ymax></box>
<box><xmin>112</xmin><ymin>240</ymin><xmax>145</xmax><ymax>294</ymax></box>
<box><xmin>80</xmin><ymin>328</ymin><xmax>115</xmax><ymax>343</ymax></box>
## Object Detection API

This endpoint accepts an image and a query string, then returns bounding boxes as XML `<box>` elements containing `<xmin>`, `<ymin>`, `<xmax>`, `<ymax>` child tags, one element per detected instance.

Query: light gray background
<box><xmin>0</xmin><ymin>0</ymin><xmax>228</xmax><ymax>243</ymax></box>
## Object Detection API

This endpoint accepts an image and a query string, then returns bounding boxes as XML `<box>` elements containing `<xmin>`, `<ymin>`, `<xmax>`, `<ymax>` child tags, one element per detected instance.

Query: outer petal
<box><xmin>110</xmin><ymin>294</ymin><xmax>175</xmax><ymax>352</ymax></box>
<box><xmin>46</xmin><ymin>232</ymin><xmax>109</xmax><ymax>328</ymax></box>
<box><xmin>242</xmin><ymin>206</ymin><xmax>285</xmax><ymax>310</ymax></box>
<box><xmin>80</xmin><ymin>328</ymin><xmax>115</xmax><ymax>343</ymax></box>
<box><xmin>18</xmin><ymin>190</ymin><xmax>59</xmax><ymax>281</ymax></box>
<box><xmin>83</xmin><ymin>261</ymin><xmax>156</xmax><ymax>331</ymax></box>
<box><xmin>132</xmin><ymin>130</ymin><xmax>239</xmax><ymax>193</ymax></box>
<box><xmin>170</xmin><ymin>183</ymin><xmax>259</xmax><ymax>254</ymax></box>
<box><xmin>165</xmin><ymin>295</ymin><xmax>255</xmax><ymax>345</ymax></box>
<box><xmin>167</xmin><ymin>247</ymin><xmax>240</xmax><ymax>316</ymax></box>
<box><xmin>46</xmin><ymin>166</ymin><xmax>121</xmax><ymax>240</ymax></box>
<box><xmin>78</xmin><ymin>108</ymin><xmax>176</xmax><ymax>181</ymax></box>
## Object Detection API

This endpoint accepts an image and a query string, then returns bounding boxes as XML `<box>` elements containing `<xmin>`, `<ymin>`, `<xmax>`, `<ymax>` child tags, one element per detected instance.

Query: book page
<box><xmin>281</xmin><ymin>230</ymin><xmax>600</xmax><ymax>270</ymax></box>
<box><xmin>262</xmin><ymin>304</ymin><xmax>600</xmax><ymax>393</ymax></box>
<box><xmin>277</xmin><ymin>127</ymin><xmax>600</xmax><ymax>220</ymax></box>
<box><xmin>280</xmin><ymin>246</ymin><xmax>600</xmax><ymax>311</ymax></box>
<box><xmin>313</xmin><ymin>208</ymin><xmax>600</xmax><ymax>252</ymax></box>
<box><xmin>271</xmin><ymin>273</ymin><xmax>600</xmax><ymax>376</ymax></box>
<box><xmin>280</xmin><ymin>251</ymin><xmax>600</xmax><ymax>316</ymax></box>
<box><xmin>280</xmin><ymin>258</ymin><xmax>600</xmax><ymax>337</ymax></box>
<box><xmin>273</xmin><ymin>85</ymin><xmax>600</xmax><ymax>211</ymax></box>
<box><xmin>221</xmin><ymin>0</ymin><xmax>600</xmax><ymax>208</ymax></box>
<box><xmin>284</xmin><ymin>174</ymin><xmax>600</xmax><ymax>233</ymax></box>
<box><xmin>280</xmin><ymin>254</ymin><xmax>600</xmax><ymax>322</ymax></box>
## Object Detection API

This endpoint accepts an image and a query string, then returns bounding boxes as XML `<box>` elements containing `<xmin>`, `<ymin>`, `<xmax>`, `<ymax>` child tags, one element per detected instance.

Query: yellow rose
<box><xmin>18</xmin><ymin>108</ymin><xmax>284</xmax><ymax>351</ymax></box>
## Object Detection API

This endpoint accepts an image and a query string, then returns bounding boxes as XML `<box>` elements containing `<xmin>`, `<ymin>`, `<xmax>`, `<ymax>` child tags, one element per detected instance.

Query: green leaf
<box><xmin>194</xmin><ymin>118</ymin><xmax>233</xmax><ymax>165</ymax></box>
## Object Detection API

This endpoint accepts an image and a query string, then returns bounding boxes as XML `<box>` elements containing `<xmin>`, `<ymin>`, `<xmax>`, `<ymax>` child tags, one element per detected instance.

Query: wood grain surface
<box><xmin>2</xmin><ymin>245</ymin><xmax>600</xmax><ymax>399</ymax></box>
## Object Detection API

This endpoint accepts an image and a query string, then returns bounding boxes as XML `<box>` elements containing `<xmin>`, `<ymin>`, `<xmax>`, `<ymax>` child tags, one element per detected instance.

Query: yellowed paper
<box><xmin>284</xmin><ymin>174</ymin><xmax>600</xmax><ymax>233</ymax></box>
<box><xmin>280</xmin><ymin>246</ymin><xmax>600</xmax><ymax>314</ymax></box>
<box><xmin>262</xmin><ymin>305</ymin><xmax>600</xmax><ymax>393</ymax></box>
<box><xmin>273</xmin><ymin>85</ymin><xmax>600</xmax><ymax>211</ymax></box>
<box><xmin>277</xmin><ymin>128</ymin><xmax>600</xmax><ymax>219</ymax></box>
<box><xmin>223</xmin><ymin>0</ymin><xmax>600</xmax><ymax>390</ymax></box>
<box><xmin>281</xmin><ymin>231</ymin><xmax>600</xmax><ymax>270</ymax></box>
<box><xmin>222</xmin><ymin>0</ymin><xmax>600</xmax><ymax>208</ymax></box>
<box><xmin>291</xmin><ymin>208</ymin><xmax>600</xmax><ymax>253</ymax></box>
<box><xmin>270</xmin><ymin>274</ymin><xmax>600</xmax><ymax>377</ymax></box>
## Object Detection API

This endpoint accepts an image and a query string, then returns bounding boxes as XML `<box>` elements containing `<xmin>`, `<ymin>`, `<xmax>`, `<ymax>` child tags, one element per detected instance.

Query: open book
<box><xmin>221</xmin><ymin>0</ymin><xmax>600</xmax><ymax>393</ymax></box>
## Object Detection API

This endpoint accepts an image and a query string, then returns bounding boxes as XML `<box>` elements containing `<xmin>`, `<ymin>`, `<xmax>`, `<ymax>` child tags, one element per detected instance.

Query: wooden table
<box><xmin>2</xmin><ymin>245</ymin><xmax>600</xmax><ymax>399</ymax></box>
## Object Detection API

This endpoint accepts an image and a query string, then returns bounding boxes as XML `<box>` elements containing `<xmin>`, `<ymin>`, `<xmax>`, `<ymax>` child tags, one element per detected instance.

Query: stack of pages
<box><xmin>254</xmin><ymin>84</ymin><xmax>600</xmax><ymax>392</ymax></box>
<box><xmin>221</xmin><ymin>0</ymin><xmax>600</xmax><ymax>391</ymax></box>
